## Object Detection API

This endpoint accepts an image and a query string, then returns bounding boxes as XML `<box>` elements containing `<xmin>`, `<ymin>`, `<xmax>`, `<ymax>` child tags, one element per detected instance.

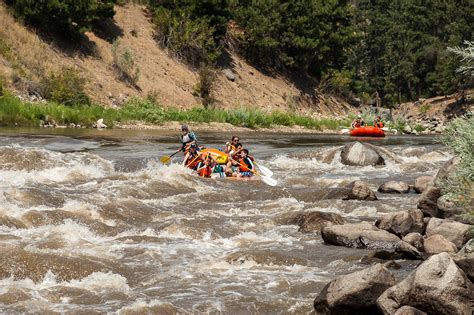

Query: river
<box><xmin>0</xmin><ymin>128</ymin><xmax>450</xmax><ymax>314</ymax></box>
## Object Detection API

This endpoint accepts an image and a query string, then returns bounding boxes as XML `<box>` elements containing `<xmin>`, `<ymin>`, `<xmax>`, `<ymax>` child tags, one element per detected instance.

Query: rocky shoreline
<box><xmin>297</xmin><ymin>142</ymin><xmax>473</xmax><ymax>314</ymax></box>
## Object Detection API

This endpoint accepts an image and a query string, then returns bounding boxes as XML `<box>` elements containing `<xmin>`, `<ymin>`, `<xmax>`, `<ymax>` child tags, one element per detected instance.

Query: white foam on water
<box><xmin>348</xmin><ymin>206</ymin><xmax>378</xmax><ymax>217</ymax></box>
<box><xmin>0</xmin><ymin>270</ymin><xmax>129</xmax><ymax>295</ymax></box>
<box><xmin>117</xmin><ymin>299</ymin><xmax>181</xmax><ymax>314</ymax></box>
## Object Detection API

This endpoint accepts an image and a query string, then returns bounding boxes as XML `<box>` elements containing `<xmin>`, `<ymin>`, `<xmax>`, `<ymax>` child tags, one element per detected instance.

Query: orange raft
<box><xmin>350</xmin><ymin>126</ymin><xmax>385</xmax><ymax>137</ymax></box>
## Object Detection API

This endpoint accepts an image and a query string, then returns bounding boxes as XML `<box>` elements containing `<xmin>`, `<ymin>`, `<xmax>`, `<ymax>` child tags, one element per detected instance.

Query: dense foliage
<box><xmin>5</xmin><ymin>0</ymin><xmax>115</xmax><ymax>37</ymax></box>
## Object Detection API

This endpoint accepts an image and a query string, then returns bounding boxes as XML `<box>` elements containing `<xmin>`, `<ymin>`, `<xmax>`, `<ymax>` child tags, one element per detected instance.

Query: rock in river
<box><xmin>423</xmin><ymin>234</ymin><xmax>458</xmax><ymax>254</ymax></box>
<box><xmin>375</xmin><ymin>209</ymin><xmax>425</xmax><ymax>237</ymax></box>
<box><xmin>425</xmin><ymin>218</ymin><xmax>472</xmax><ymax>249</ymax></box>
<box><xmin>378</xmin><ymin>181</ymin><xmax>411</xmax><ymax>194</ymax></box>
<box><xmin>314</xmin><ymin>263</ymin><xmax>396</xmax><ymax>314</ymax></box>
<box><xmin>340</xmin><ymin>142</ymin><xmax>385</xmax><ymax>166</ymax></box>
<box><xmin>341</xmin><ymin>180</ymin><xmax>378</xmax><ymax>201</ymax></box>
<box><xmin>414</xmin><ymin>176</ymin><xmax>432</xmax><ymax>194</ymax></box>
<box><xmin>290</xmin><ymin>211</ymin><xmax>345</xmax><ymax>233</ymax></box>
<box><xmin>322</xmin><ymin>222</ymin><xmax>400</xmax><ymax>250</ymax></box>
<box><xmin>452</xmin><ymin>239</ymin><xmax>474</xmax><ymax>282</ymax></box>
<box><xmin>377</xmin><ymin>252</ymin><xmax>473</xmax><ymax>315</ymax></box>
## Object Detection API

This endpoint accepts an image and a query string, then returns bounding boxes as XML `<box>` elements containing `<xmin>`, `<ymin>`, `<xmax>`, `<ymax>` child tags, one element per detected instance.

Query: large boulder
<box><xmin>423</xmin><ymin>235</ymin><xmax>457</xmax><ymax>254</ymax></box>
<box><xmin>414</xmin><ymin>176</ymin><xmax>432</xmax><ymax>194</ymax></box>
<box><xmin>375</xmin><ymin>209</ymin><xmax>424</xmax><ymax>237</ymax></box>
<box><xmin>417</xmin><ymin>186</ymin><xmax>442</xmax><ymax>217</ymax></box>
<box><xmin>290</xmin><ymin>211</ymin><xmax>345</xmax><ymax>233</ymax></box>
<box><xmin>378</xmin><ymin>181</ymin><xmax>411</xmax><ymax>194</ymax></box>
<box><xmin>402</xmin><ymin>233</ymin><xmax>424</xmax><ymax>252</ymax></box>
<box><xmin>314</xmin><ymin>263</ymin><xmax>396</xmax><ymax>314</ymax></box>
<box><xmin>425</xmin><ymin>218</ymin><xmax>472</xmax><ymax>249</ymax></box>
<box><xmin>395</xmin><ymin>241</ymin><xmax>423</xmax><ymax>260</ymax></box>
<box><xmin>341</xmin><ymin>180</ymin><xmax>378</xmax><ymax>201</ymax></box>
<box><xmin>452</xmin><ymin>239</ymin><xmax>474</xmax><ymax>282</ymax></box>
<box><xmin>376</xmin><ymin>252</ymin><xmax>473</xmax><ymax>315</ymax></box>
<box><xmin>394</xmin><ymin>306</ymin><xmax>427</xmax><ymax>315</ymax></box>
<box><xmin>322</xmin><ymin>222</ymin><xmax>400</xmax><ymax>250</ymax></box>
<box><xmin>340</xmin><ymin>142</ymin><xmax>385</xmax><ymax>166</ymax></box>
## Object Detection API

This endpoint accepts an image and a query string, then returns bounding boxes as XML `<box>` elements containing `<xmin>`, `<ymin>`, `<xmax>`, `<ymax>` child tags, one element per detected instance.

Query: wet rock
<box><xmin>375</xmin><ymin>209</ymin><xmax>424</xmax><ymax>237</ymax></box>
<box><xmin>341</xmin><ymin>180</ymin><xmax>378</xmax><ymax>201</ymax></box>
<box><xmin>414</xmin><ymin>176</ymin><xmax>432</xmax><ymax>194</ymax></box>
<box><xmin>452</xmin><ymin>239</ymin><xmax>474</xmax><ymax>282</ymax></box>
<box><xmin>437</xmin><ymin>195</ymin><xmax>465</xmax><ymax>220</ymax></box>
<box><xmin>425</xmin><ymin>218</ymin><xmax>472</xmax><ymax>249</ymax></box>
<box><xmin>402</xmin><ymin>233</ymin><xmax>424</xmax><ymax>251</ymax></box>
<box><xmin>423</xmin><ymin>234</ymin><xmax>457</xmax><ymax>254</ymax></box>
<box><xmin>223</xmin><ymin>68</ymin><xmax>236</xmax><ymax>81</ymax></box>
<box><xmin>340</xmin><ymin>142</ymin><xmax>385</xmax><ymax>166</ymax></box>
<box><xmin>417</xmin><ymin>186</ymin><xmax>442</xmax><ymax>217</ymax></box>
<box><xmin>394</xmin><ymin>306</ymin><xmax>427</xmax><ymax>315</ymax></box>
<box><xmin>395</xmin><ymin>241</ymin><xmax>423</xmax><ymax>260</ymax></box>
<box><xmin>376</xmin><ymin>252</ymin><xmax>473</xmax><ymax>315</ymax></box>
<box><xmin>314</xmin><ymin>263</ymin><xmax>396</xmax><ymax>314</ymax></box>
<box><xmin>290</xmin><ymin>211</ymin><xmax>345</xmax><ymax>233</ymax></box>
<box><xmin>322</xmin><ymin>222</ymin><xmax>400</xmax><ymax>250</ymax></box>
<box><xmin>378</xmin><ymin>181</ymin><xmax>411</xmax><ymax>194</ymax></box>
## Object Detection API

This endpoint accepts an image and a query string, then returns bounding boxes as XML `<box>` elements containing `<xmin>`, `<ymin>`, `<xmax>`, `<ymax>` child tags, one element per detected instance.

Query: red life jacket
<box><xmin>185</xmin><ymin>153</ymin><xmax>201</xmax><ymax>169</ymax></box>
<box><xmin>375</xmin><ymin>122</ymin><xmax>384</xmax><ymax>128</ymax></box>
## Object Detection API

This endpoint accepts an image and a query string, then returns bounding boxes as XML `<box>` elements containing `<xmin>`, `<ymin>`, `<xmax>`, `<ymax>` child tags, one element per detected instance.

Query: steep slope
<box><xmin>0</xmin><ymin>4</ymin><xmax>352</xmax><ymax>116</ymax></box>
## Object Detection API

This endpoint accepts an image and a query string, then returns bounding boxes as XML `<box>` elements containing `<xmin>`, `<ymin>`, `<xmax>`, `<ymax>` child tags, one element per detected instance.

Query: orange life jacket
<box><xmin>185</xmin><ymin>152</ymin><xmax>201</xmax><ymax>169</ymax></box>
<box><xmin>198</xmin><ymin>165</ymin><xmax>213</xmax><ymax>177</ymax></box>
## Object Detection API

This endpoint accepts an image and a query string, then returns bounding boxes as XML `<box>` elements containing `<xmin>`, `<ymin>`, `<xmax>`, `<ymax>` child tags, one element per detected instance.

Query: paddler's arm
<box><xmin>182</xmin><ymin>152</ymin><xmax>190</xmax><ymax>166</ymax></box>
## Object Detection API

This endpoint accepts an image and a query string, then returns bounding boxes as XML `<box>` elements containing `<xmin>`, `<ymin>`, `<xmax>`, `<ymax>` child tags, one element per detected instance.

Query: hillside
<box><xmin>0</xmin><ymin>4</ymin><xmax>352</xmax><ymax>117</ymax></box>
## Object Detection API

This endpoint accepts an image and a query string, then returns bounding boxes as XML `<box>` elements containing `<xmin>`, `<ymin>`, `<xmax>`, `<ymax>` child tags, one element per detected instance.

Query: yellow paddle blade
<box><xmin>160</xmin><ymin>156</ymin><xmax>171</xmax><ymax>164</ymax></box>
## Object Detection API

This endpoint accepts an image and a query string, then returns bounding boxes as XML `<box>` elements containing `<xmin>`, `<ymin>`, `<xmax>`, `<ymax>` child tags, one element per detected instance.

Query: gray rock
<box><xmin>340</xmin><ymin>142</ymin><xmax>385</xmax><ymax>166</ymax></box>
<box><xmin>414</xmin><ymin>176</ymin><xmax>432</xmax><ymax>194</ymax></box>
<box><xmin>396</xmin><ymin>241</ymin><xmax>423</xmax><ymax>260</ymax></box>
<box><xmin>223</xmin><ymin>68</ymin><xmax>236</xmax><ymax>81</ymax></box>
<box><xmin>378</xmin><ymin>181</ymin><xmax>411</xmax><ymax>194</ymax></box>
<box><xmin>377</xmin><ymin>252</ymin><xmax>473</xmax><ymax>315</ymax></box>
<box><xmin>394</xmin><ymin>306</ymin><xmax>427</xmax><ymax>315</ymax></box>
<box><xmin>417</xmin><ymin>186</ymin><xmax>442</xmax><ymax>217</ymax></box>
<box><xmin>403</xmin><ymin>125</ymin><xmax>412</xmax><ymax>134</ymax></box>
<box><xmin>322</xmin><ymin>222</ymin><xmax>400</xmax><ymax>250</ymax></box>
<box><xmin>290</xmin><ymin>211</ymin><xmax>345</xmax><ymax>233</ymax></box>
<box><xmin>452</xmin><ymin>239</ymin><xmax>474</xmax><ymax>282</ymax></box>
<box><xmin>425</xmin><ymin>218</ymin><xmax>472</xmax><ymax>249</ymax></box>
<box><xmin>341</xmin><ymin>180</ymin><xmax>378</xmax><ymax>201</ymax></box>
<box><xmin>375</xmin><ymin>209</ymin><xmax>424</xmax><ymax>237</ymax></box>
<box><xmin>402</xmin><ymin>233</ymin><xmax>424</xmax><ymax>251</ymax></box>
<box><xmin>423</xmin><ymin>234</ymin><xmax>458</xmax><ymax>254</ymax></box>
<box><xmin>314</xmin><ymin>263</ymin><xmax>396</xmax><ymax>314</ymax></box>
<box><xmin>433</xmin><ymin>157</ymin><xmax>460</xmax><ymax>187</ymax></box>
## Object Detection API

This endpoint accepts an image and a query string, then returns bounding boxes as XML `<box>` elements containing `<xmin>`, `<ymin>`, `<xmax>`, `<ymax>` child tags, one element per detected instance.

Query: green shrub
<box><xmin>41</xmin><ymin>67</ymin><xmax>91</xmax><ymax>106</ymax></box>
<box><xmin>5</xmin><ymin>0</ymin><xmax>115</xmax><ymax>37</ymax></box>
<box><xmin>440</xmin><ymin>116</ymin><xmax>474</xmax><ymax>209</ymax></box>
<box><xmin>195</xmin><ymin>66</ymin><xmax>216</xmax><ymax>108</ymax></box>
<box><xmin>420</xmin><ymin>104</ymin><xmax>431</xmax><ymax>113</ymax></box>
<box><xmin>112</xmin><ymin>40</ymin><xmax>140</xmax><ymax>86</ymax></box>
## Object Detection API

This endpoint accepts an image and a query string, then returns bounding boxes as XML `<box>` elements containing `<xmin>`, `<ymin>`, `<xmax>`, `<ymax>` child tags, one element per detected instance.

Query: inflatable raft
<box><xmin>350</xmin><ymin>126</ymin><xmax>385</xmax><ymax>137</ymax></box>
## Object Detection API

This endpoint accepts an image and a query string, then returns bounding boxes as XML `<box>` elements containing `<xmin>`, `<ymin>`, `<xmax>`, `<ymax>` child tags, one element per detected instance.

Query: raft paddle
<box><xmin>235</xmin><ymin>160</ymin><xmax>277</xmax><ymax>186</ymax></box>
<box><xmin>160</xmin><ymin>149</ymin><xmax>181</xmax><ymax>164</ymax></box>
<box><xmin>255</xmin><ymin>163</ymin><xmax>273</xmax><ymax>177</ymax></box>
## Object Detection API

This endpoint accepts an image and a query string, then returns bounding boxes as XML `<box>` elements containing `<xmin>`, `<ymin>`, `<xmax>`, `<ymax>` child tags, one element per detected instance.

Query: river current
<box><xmin>0</xmin><ymin>128</ymin><xmax>450</xmax><ymax>314</ymax></box>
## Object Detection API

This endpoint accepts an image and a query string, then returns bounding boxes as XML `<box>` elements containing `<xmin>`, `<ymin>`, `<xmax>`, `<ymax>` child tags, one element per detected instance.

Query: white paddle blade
<box><xmin>261</xmin><ymin>175</ymin><xmax>277</xmax><ymax>186</ymax></box>
<box><xmin>257</xmin><ymin>164</ymin><xmax>273</xmax><ymax>177</ymax></box>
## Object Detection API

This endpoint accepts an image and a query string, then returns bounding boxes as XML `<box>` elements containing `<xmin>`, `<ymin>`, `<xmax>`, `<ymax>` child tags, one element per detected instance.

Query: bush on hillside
<box><xmin>194</xmin><ymin>66</ymin><xmax>216</xmax><ymax>108</ymax></box>
<box><xmin>41</xmin><ymin>67</ymin><xmax>90</xmax><ymax>106</ymax></box>
<box><xmin>111</xmin><ymin>40</ymin><xmax>140</xmax><ymax>86</ymax></box>
<box><xmin>5</xmin><ymin>0</ymin><xmax>115</xmax><ymax>37</ymax></box>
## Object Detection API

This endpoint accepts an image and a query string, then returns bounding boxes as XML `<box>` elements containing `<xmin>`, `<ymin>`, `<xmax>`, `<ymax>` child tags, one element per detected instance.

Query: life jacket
<box><xmin>198</xmin><ymin>165</ymin><xmax>213</xmax><ymax>177</ymax></box>
<box><xmin>180</xmin><ymin>132</ymin><xmax>197</xmax><ymax>151</ymax></box>
<box><xmin>353</xmin><ymin>122</ymin><xmax>361</xmax><ymax>128</ymax></box>
<box><xmin>375</xmin><ymin>122</ymin><xmax>384</xmax><ymax>128</ymax></box>
<box><xmin>226</xmin><ymin>144</ymin><xmax>236</xmax><ymax>154</ymax></box>
<box><xmin>185</xmin><ymin>152</ymin><xmax>201</xmax><ymax>169</ymax></box>
<box><xmin>238</xmin><ymin>157</ymin><xmax>254</xmax><ymax>172</ymax></box>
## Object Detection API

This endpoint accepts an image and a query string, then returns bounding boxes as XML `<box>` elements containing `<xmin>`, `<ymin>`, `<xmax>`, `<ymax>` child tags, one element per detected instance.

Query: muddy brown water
<box><xmin>0</xmin><ymin>128</ymin><xmax>448</xmax><ymax>313</ymax></box>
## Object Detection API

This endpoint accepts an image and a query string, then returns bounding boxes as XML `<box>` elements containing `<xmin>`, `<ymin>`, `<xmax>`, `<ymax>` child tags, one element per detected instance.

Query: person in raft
<box><xmin>225</xmin><ymin>142</ymin><xmax>243</xmax><ymax>175</ymax></box>
<box><xmin>196</xmin><ymin>154</ymin><xmax>218</xmax><ymax>177</ymax></box>
<box><xmin>233</xmin><ymin>149</ymin><xmax>255</xmax><ymax>178</ymax></box>
<box><xmin>225</xmin><ymin>136</ymin><xmax>240</xmax><ymax>154</ymax></box>
<box><xmin>182</xmin><ymin>144</ymin><xmax>202</xmax><ymax>170</ymax></box>
<box><xmin>373</xmin><ymin>115</ymin><xmax>384</xmax><ymax>128</ymax></box>
<box><xmin>351</xmin><ymin>115</ymin><xmax>365</xmax><ymax>128</ymax></box>
<box><xmin>179</xmin><ymin>124</ymin><xmax>198</xmax><ymax>153</ymax></box>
